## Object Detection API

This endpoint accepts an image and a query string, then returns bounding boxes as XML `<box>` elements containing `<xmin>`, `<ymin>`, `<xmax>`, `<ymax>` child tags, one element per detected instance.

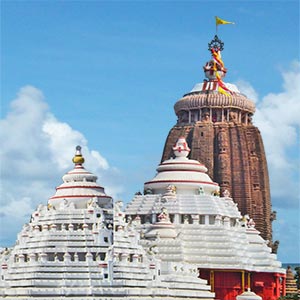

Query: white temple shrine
<box><xmin>124</xmin><ymin>137</ymin><xmax>286</xmax><ymax>300</ymax></box>
<box><xmin>0</xmin><ymin>146</ymin><xmax>216</xmax><ymax>300</ymax></box>
<box><xmin>0</xmin><ymin>140</ymin><xmax>286</xmax><ymax>300</ymax></box>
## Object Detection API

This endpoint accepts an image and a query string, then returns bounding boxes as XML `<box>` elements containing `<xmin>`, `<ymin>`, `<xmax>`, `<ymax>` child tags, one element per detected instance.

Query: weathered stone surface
<box><xmin>161</xmin><ymin>91</ymin><xmax>273</xmax><ymax>243</ymax></box>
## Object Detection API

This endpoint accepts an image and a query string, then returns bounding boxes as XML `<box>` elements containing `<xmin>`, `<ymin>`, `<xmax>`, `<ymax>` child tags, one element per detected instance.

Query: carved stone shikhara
<box><xmin>161</xmin><ymin>41</ymin><xmax>273</xmax><ymax>243</ymax></box>
<box><xmin>162</xmin><ymin>94</ymin><xmax>272</xmax><ymax>243</ymax></box>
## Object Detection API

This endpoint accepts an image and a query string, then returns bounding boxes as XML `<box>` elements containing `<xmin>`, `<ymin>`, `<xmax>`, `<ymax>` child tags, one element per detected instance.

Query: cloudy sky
<box><xmin>1</xmin><ymin>1</ymin><xmax>299</xmax><ymax>263</ymax></box>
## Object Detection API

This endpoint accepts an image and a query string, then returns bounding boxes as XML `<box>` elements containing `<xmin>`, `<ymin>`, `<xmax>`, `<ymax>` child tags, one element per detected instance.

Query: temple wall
<box><xmin>161</xmin><ymin>121</ymin><xmax>272</xmax><ymax>243</ymax></box>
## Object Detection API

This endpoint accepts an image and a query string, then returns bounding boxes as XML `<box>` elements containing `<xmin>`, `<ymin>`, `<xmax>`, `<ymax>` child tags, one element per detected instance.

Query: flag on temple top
<box><xmin>215</xmin><ymin>16</ymin><xmax>235</xmax><ymax>26</ymax></box>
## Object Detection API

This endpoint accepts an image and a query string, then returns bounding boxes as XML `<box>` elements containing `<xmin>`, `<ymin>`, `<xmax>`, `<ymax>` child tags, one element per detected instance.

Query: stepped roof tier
<box><xmin>48</xmin><ymin>146</ymin><xmax>112</xmax><ymax>209</ymax></box>
<box><xmin>144</xmin><ymin>137</ymin><xmax>219</xmax><ymax>196</ymax></box>
<box><xmin>161</xmin><ymin>35</ymin><xmax>274</xmax><ymax>246</ymax></box>
<box><xmin>0</xmin><ymin>147</ymin><xmax>215</xmax><ymax>300</ymax></box>
<box><xmin>285</xmin><ymin>266</ymin><xmax>299</xmax><ymax>295</ymax></box>
<box><xmin>125</xmin><ymin>137</ymin><xmax>286</xmax><ymax>300</ymax></box>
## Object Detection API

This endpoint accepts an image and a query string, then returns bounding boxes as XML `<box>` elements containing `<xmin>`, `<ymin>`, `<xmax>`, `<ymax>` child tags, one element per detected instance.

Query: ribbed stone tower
<box><xmin>161</xmin><ymin>35</ymin><xmax>276</xmax><ymax>246</ymax></box>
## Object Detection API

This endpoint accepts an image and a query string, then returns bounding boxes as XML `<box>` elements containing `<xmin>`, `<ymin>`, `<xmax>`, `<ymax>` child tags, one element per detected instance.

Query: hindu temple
<box><xmin>0</xmin><ymin>34</ymin><xmax>288</xmax><ymax>300</ymax></box>
<box><xmin>125</xmin><ymin>137</ymin><xmax>286</xmax><ymax>300</ymax></box>
<box><xmin>0</xmin><ymin>147</ymin><xmax>215</xmax><ymax>299</ymax></box>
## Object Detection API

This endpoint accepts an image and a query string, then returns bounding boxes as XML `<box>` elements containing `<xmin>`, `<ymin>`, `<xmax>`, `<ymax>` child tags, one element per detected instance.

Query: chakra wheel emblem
<box><xmin>208</xmin><ymin>35</ymin><xmax>224</xmax><ymax>51</ymax></box>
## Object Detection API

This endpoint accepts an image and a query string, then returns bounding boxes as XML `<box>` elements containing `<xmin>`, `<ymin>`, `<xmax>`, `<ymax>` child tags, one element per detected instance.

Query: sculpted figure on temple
<box><xmin>202</xmin><ymin>112</ymin><xmax>210</xmax><ymax>122</ymax></box>
<box><xmin>229</xmin><ymin>111</ymin><xmax>237</xmax><ymax>123</ymax></box>
<box><xmin>144</xmin><ymin>188</ymin><xmax>153</xmax><ymax>195</ymax></box>
<box><xmin>59</xmin><ymin>198</ymin><xmax>74</xmax><ymax>210</ymax></box>
<box><xmin>218</xmin><ymin>128</ymin><xmax>228</xmax><ymax>152</ymax></box>
<box><xmin>219</xmin><ymin>156</ymin><xmax>228</xmax><ymax>169</ymax></box>
<box><xmin>147</xmin><ymin>244</ymin><xmax>158</xmax><ymax>256</ymax></box>
<box><xmin>212</xmin><ymin>190</ymin><xmax>220</xmax><ymax>196</ymax></box>
<box><xmin>198</xmin><ymin>186</ymin><xmax>205</xmax><ymax>195</ymax></box>
<box><xmin>240</xmin><ymin>215</ymin><xmax>249</xmax><ymax>227</ymax></box>
<box><xmin>271</xmin><ymin>240</ymin><xmax>280</xmax><ymax>254</ymax></box>
<box><xmin>248</xmin><ymin>115</ymin><xmax>253</xmax><ymax>124</ymax></box>
<box><xmin>270</xmin><ymin>211</ymin><xmax>277</xmax><ymax>222</ymax></box>
<box><xmin>247</xmin><ymin>218</ymin><xmax>256</xmax><ymax>228</ymax></box>
<box><xmin>222</xmin><ymin>189</ymin><xmax>230</xmax><ymax>197</ymax></box>
<box><xmin>178</xmin><ymin>111</ymin><xmax>188</xmax><ymax>123</ymax></box>
<box><xmin>167</xmin><ymin>184</ymin><xmax>176</xmax><ymax>194</ymax></box>
<box><xmin>87</xmin><ymin>197</ymin><xmax>99</xmax><ymax>209</ymax></box>
<box><xmin>158</xmin><ymin>207</ymin><xmax>170</xmax><ymax>222</ymax></box>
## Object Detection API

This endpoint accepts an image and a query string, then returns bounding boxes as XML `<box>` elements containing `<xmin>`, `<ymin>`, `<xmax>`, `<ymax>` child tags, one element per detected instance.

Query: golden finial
<box><xmin>72</xmin><ymin>145</ymin><xmax>85</xmax><ymax>165</ymax></box>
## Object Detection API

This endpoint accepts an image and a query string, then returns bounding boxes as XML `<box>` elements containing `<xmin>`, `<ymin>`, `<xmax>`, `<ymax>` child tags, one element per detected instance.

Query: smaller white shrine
<box><xmin>125</xmin><ymin>137</ymin><xmax>284</xmax><ymax>272</ymax></box>
<box><xmin>0</xmin><ymin>146</ymin><xmax>215</xmax><ymax>300</ymax></box>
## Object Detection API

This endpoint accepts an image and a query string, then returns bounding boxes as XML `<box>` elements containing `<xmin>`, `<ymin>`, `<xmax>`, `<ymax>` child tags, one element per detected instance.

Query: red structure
<box><xmin>199</xmin><ymin>269</ymin><xmax>286</xmax><ymax>300</ymax></box>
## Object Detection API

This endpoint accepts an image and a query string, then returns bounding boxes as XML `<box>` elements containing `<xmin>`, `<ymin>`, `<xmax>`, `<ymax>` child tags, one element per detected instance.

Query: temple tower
<box><xmin>161</xmin><ymin>35</ymin><xmax>275</xmax><ymax>246</ymax></box>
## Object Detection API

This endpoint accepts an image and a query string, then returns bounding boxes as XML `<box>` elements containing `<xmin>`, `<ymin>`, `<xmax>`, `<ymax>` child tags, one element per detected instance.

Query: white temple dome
<box><xmin>48</xmin><ymin>146</ymin><xmax>111</xmax><ymax>209</ymax></box>
<box><xmin>145</xmin><ymin>208</ymin><xmax>177</xmax><ymax>239</ymax></box>
<box><xmin>236</xmin><ymin>289</ymin><xmax>262</xmax><ymax>300</ymax></box>
<box><xmin>144</xmin><ymin>137</ymin><xmax>219</xmax><ymax>195</ymax></box>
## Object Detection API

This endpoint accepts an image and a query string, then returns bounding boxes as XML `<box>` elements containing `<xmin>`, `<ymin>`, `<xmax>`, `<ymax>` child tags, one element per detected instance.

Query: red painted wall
<box><xmin>199</xmin><ymin>269</ymin><xmax>285</xmax><ymax>300</ymax></box>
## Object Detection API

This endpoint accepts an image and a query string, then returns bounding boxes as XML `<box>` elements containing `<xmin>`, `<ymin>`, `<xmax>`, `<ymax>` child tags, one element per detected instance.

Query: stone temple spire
<box><xmin>161</xmin><ymin>36</ymin><xmax>275</xmax><ymax>247</ymax></box>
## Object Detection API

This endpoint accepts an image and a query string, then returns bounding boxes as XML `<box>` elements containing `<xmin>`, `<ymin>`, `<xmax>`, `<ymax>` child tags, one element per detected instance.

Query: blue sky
<box><xmin>1</xmin><ymin>1</ymin><xmax>299</xmax><ymax>263</ymax></box>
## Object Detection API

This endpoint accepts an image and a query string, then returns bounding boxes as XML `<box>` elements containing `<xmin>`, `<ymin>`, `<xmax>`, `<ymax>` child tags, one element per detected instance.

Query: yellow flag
<box><xmin>215</xmin><ymin>16</ymin><xmax>235</xmax><ymax>26</ymax></box>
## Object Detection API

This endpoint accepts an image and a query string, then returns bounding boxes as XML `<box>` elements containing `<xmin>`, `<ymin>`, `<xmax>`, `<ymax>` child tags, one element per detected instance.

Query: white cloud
<box><xmin>235</xmin><ymin>62</ymin><xmax>300</xmax><ymax>209</ymax></box>
<box><xmin>42</xmin><ymin>115</ymin><xmax>87</xmax><ymax>170</ymax></box>
<box><xmin>236</xmin><ymin>62</ymin><xmax>300</xmax><ymax>262</ymax></box>
<box><xmin>0</xmin><ymin>86</ymin><xmax>122</xmax><ymax>246</ymax></box>
<box><xmin>235</xmin><ymin>79</ymin><xmax>259</xmax><ymax>103</ymax></box>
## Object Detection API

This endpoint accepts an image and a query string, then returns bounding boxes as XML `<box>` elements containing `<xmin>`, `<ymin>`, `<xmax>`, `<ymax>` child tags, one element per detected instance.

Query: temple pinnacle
<box><xmin>72</xmin><ymin>145</ymin><xmax>85</xmax><ymax>165</ymax></box>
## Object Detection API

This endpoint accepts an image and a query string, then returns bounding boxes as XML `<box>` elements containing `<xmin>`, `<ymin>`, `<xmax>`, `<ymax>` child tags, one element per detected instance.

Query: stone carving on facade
<box><xmin>248</xmin><ymin>115</ymin><xmax>253</xmax><ymax>124</ymax></box>
<box><xmin>271</xmin><ymin>240</ymin><xmax>279</xmax><ymax>254</ymax></box>
<box><xmin>212</xmin><ymin>190</ymin><xmax>220</xmax><ymax>196</ymax></box>
<box><xmin>183</xmin><ymin>215</ymin><xmax>189</xmax><ymax>224</ymax></box>
<box><xmin>163</xmin><ymin>184</ymin><xmax>177</xmax><ymax>199</ymax></box>
<box><xmin>132</xmin><ymin>215</ymin><xmax>141</xmax><ymax>226</ymax></box>
<box><xmin>219</xmin><ymin>156</ymin><xmax>228</xmax><ymax>169</ymax></box>
<box><xmin>229</xmin><ymin>111</ymin><xmax>237</xmax><ymax>123</ymax></box>
<box><xmin>215</xmin><ymin>215</ymin><xmax>222</xmax><ymax>226</ymax></box>
<box><xmin>247</xmin><ymin>218</ymin><xmax>256</xmax><ymax>228</ymax></box>
<box><xmin>218</xmin><ymin>128</ymin><xmax>228</xmax><ymax>153</ymax></box>
<box><xmin>147</xmin><ymin>244</ymin><xmax>158</xmax><ymax>256</ymax></box>
<box><xmin>270</xmin><ymin>211</ymin><xmax>277</xmax><ymax>222</ymax></box>
<box><xmin>249</xmin><ymin>140</ymin><xmax>257</xmax><ymax>156</ymax></box>
<box><xmin>202</xmin><ymin>112</ymin><xmax>210</xmax><ymax>122</ymax></box>
<box><xmin>59</xmin><ymin>198</ymin><xmax>75</xmax><ymax>210</ymax></box>
<box><xmin>222</xmin><ymin>189</ymin><xmax>231</xmax><ymax>197</ymax></box>
<box><xmin>178</xmin><ymin>111</ymin><xmax>188</xmax><ymax>123</ymax></box>
<box><xmin>87</xmin><ymin>197</ymin><xmax>99</xmax><ymax>209</ymax></box>
<box><xmin>198</xmin><ymin>186</ymin><xmax>205</xmax><ymax>195</ymax></box>
<box><xmin>158</xmin><ymin>207</ymin><xmax>170</xmax><ymax>222</ymax></box>
<box><xmin>47</xmin><ymin>203</ymin><xmax>56</xmax><ymax>210</ymax></box>
<box><xmin>144</xmin><ymin>188</ymin><xmax>153</xmax><ymax>195</ymax></box>
<box><xmin>240</xmin><ymin>215</ymin><xmax>249</xmax><ymax>227</ymax></box>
